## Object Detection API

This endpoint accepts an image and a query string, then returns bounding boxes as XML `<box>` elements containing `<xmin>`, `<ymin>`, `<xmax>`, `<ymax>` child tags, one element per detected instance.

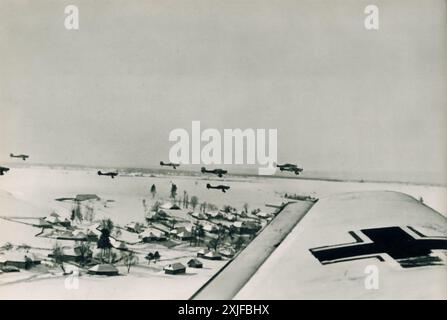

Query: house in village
<box><xmin>56</xmin><ymin>230</ymin><xmax>87</xmax><ymax>241</ymax></box>
<box><xmin>219</xmin><ymin>247</ymin><xmax>236</xmax><ymax>258</ymax></box>
<box><xmin>88</xmin><ymin>264</ymin><xmax>119</xmax><ymax>276</ymax></box>
<box><xmin>176</xmin><ymin>230</ymin><xmax>193</xmax><ymax>241</ymax></box>
<box><xmin>145</xmin><ymin>209</ymin><xmax>169</xmax><ymax>222</ymax></box>
<box><xmin>221</xmin><ymin>212</ymin><xmax>237</xmax><ymax>222</ymax></box>
<box><xmin>170</xmin><ymin>226</ymin><xmax>193</xmax><ymax>241</ymax></box>
<box><xmin>44</xmin><ymin>212</ymin><xmax>71</xmax><ymax>228</ymax></box>
<box><xmin>187</xmin><ymin>258</ymin><xmax>203</xmax><ymax>268</ymax></box>
<box><xmin>203</xmin><ymin>251</ymin><xmax>222</xmax><ymax>260</ymax></box>
<box><xmin>117</xmin><ymin>242</ymin><xmax>128</xmax><ymax>251</ymax></box>
<box><xmin>1</xmin><ymin>265</ymin><xmax>19</xmax><ymax>272</ymax></box>
<box><xmin>205</xmin><ymin>211</ymin><xmax>222</xmax><ymax>219</ymax></box>
<box><xmin>201</xmin><ymin>221</ymin><xmax>220</xmax><ymax>233</ymax></box>
<box><xmin>197</xmin><ymin>248</ymin><xmax>209</xmax><ymax>257</ymax></box>
<box><xmin>160</xmin><ymin>202</ymin><xmax>181</xmax><ymax>210</ymax></box>
<box><xmin>75</xmin><ymin>194</ymin><xmax>100</xmax><ymax>202</ymax></box>
<box><xmin>139</xmin><ymin>228</ymin><xmax>167</xmax><ymax>242</ymax></box>
<box><xmin>72</xmin><ymin>230</ymin><xmax>88</xmax><ymax>241</ymax></box>
<box><xmin>190</xmin><ymin>211</ymin><xmax>208</xmax><ymax>220</ymax></box>
<box><xmin>85</xmin><ymin>229</ymin><xmax>99</xmax><ymax>241</ymax></box>
<box><xmin>256</xmin><ymin>211</ymin><xmax>274</xmax><ymax>219</ymax></box>
<box><xmin>48</xmin><ymin>246</ymin><xmax>92</xmax><ymax>263</ymax></box>
<box><xmin>35</xmin><ymin>218</ymin><xmax>53</xmax><ymax>229</ymax></box>
<box><xmin>164</xmin><ymin>262</ymin><xmax>186</xmax><ymax>275</ymax></box>
<box><xmin>232</xmin><ymin>220</ymin><xmax>261</xmax><ymax>235</ymax></box>
<box><xmin>0</xmin><ymin>252</ymin><xmax>42</xmax><ymax>269</ymax></box>
<box><xmin>125</xmin><ymin>222</ymin><xmax>144</xmax><ymax>233</ymax></box>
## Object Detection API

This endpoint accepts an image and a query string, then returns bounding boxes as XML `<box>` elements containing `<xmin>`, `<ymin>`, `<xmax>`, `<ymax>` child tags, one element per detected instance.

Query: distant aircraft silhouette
<box><xmin>97</xmin><ymin>170</ymin><xmax>118</xmax><ymax>179</ymax></box>
<box><xmin>10</xmin><ymin>153</ymin><xmax>29</xmax><ymax>161</ymax></box>
<box><xmin>201</xmin><ymin>167</ymin><xmax>228</xmax><ymax>178</ymax></box>
<box><xmin>206</xmin><ymin>183</ymin><xmax>230</xmax><ymax>193</ymax></box>
<box><xmin>276</xmin><ymin>163</ymin><xmax>303</xmax><ymax>175</ymax></box>
<box><xmin>0</xmin><ymin>166</ymin><xmax>10</xmax><ymax>175</ymax></box>
<box><xmin>160</xmin><ymin>161</ymin><xmax>180</xmax><ymax>169</ymax></box>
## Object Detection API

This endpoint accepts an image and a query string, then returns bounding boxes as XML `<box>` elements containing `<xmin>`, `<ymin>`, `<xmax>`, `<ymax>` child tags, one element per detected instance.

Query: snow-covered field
<box><xmin>0</xmin><ymin>166</ymin><xmax>446</xmax><ymax>299</ymax></box>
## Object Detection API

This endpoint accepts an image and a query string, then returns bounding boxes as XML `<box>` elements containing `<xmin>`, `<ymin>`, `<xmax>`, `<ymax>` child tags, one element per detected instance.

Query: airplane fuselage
<box><xmin>160</xmin><ymin>161</ymin><xmax>179</xmax><ymax>169</ymax></box>
<box><xmin>206</xmin><ymin>183</ymin><xmax>230</xmax><ymax>193</ymax></box>
<box><xmin>10</xmin><ymin>154</ymin><xmax>29</xmax><ymax>161</ymax></box>
<box><xmin>97</xmin><ymin>171</ymin><xmax>118</xmax><ymax>178</ymax></box>
<box><xmin>277</xmin><ymin>164</ymin><xmax>303</xmax><ymax>175</ymax></box>
<box><xmin>201</xmin><ymin>167</ymin><xmax>228</xmax><ymax>177</ymax></box>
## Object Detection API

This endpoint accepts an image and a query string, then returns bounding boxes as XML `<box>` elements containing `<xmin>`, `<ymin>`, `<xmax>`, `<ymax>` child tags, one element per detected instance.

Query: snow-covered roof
<box><xmin>188</xmin><ymin>258</ymin><xmax>203</xmax><ymax>265</ymax></box>
<box><xmin>204</xmin><ymin>251</ymin><xmax>222</xmax><ymax>258</ymax></box>
<box><xmin>88</xmin><ymin>264</ymin><xmax>118</xmax><ymax>273</ymax></box>
<box><xmin>75</xmin><ymin>194</ymin><xmax>100</xmax><ymax>201</ymax></box>
<box><xmin>139</xmin><ymin>228</ymin><xmax>165</xmax><ymax>238</ymax></box>
<box><xmin>0</xmin><ymin>252</ymin><xmax>41</xmax><ymax>263</ymax></box>
<box><xmin>160</xmin><ymin>202</ymin><xmax>180</xmax><ymax>210</ymax></box>
<box><xmin>164</xmin><ymin>262</ymin><xmax>186</xmax><ymax>271</ymax></box>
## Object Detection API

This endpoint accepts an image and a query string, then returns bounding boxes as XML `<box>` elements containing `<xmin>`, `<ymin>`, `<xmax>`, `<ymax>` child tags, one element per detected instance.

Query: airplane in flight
<box><xmin>201</xmin><ymin>167</ymin><xmax>228</xmax><ymax>178</ymax></box>
<box><xmin>0</xmin><ymin>166</ymin><xmax>10</xmax><ymax>175</ymax></box>
<box><xmin>10</xmin><ymin>153</ymin><xmax>29</xmax><ymax>161</ymax></box>
<box><xmin>160</xmin><ymin>161</ymin><xmax>180</xmax><ymax>169</ymax></box>
<box><xmin>276</xmin><ymin>163</ymin><xmax>303</xmax><ymax>175</ymax></box>
<box><xmin>206</xmin><ymin>183</ymin><xmax>230</xmax><ymax>193</ymax></box>
<box><xmin>97</xmin><ymin>170</ymin><xmax>118</xmax><ymax>179</ymax></box>
<box><xmin>191</xmin><ymin>190</ymin><xmax>447</xmax><ymax>299</ymax></box>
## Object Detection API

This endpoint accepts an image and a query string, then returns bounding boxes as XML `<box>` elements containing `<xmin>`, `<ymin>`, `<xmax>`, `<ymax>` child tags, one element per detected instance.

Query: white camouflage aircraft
<box><xmin>192</xmin><ymin>191</ymin><xmax>447</xmax><ymax>299</ymax></box>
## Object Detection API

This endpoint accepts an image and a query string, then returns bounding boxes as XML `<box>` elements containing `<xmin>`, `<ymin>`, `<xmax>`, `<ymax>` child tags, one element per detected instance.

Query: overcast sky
<box><xmin>0</xmin><ymin>0</ymin><xmax>446</xmax><ymax>180</ymax></box>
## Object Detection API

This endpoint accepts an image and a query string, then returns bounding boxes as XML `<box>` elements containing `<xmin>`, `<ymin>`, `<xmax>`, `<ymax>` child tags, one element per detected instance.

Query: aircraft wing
<box><xmin>192</xmin><ymin>191</ymin><xmax>447</xmax><ymax>299</ymax></box>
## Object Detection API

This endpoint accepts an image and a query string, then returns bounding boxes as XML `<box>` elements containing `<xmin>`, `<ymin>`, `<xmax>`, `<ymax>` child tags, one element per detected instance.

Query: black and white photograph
<box><xmin>0</xmin><ymin>0</ymin><xmax>446</xmax><ymax>302</ymax></box>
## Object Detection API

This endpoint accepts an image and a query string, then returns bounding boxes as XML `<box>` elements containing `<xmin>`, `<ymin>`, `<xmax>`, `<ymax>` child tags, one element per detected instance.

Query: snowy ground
<box><xmin>0</xmin><ymin>166</ymin><xmax>446</xmax><ymax>299</ymax></box>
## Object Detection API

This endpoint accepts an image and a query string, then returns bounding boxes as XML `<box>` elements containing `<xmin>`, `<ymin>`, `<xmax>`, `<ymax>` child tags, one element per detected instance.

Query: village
<box><xmin>0</xmin><ymin>177</ymin><xmax>279</xmax><ymax>285</ymax></box>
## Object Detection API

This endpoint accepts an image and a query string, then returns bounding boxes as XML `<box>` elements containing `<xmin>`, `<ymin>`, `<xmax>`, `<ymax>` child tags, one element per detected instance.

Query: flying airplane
<box><xmin>206</xmin><ymin>183</ymin><xmax>230</xmax><ymax>193</ymax></box>
<box><xmin>160</xmin><ymin>161</ymin><xmax>180</xmax><ymax>169</ymax></box>
<box><xmin>276</xmin><ymin>163</ymin><xmax>303</xmax><ymax>175</ymax></box>
<box><xmin>97</xmin><ymin>170</ymin><xmax>118</xmax><ymax>179</ymax></box>
<box><xmin>191</xmin><ymin>190</ymin><xmax>447</xmax><ymax>299</ymax></box>
<box><xmin>201</xmin><ymin>167</ymin><xmax>228</xmax><ymax>178</ymax></box>
<box><xmin>10</xmin><ymin>153</ymin><xmax>29</xmax><ymax>161</ymax></box>
<box><xmin>0</xmin><ymin>166</ymin><xmax>10</xmax><ymax>175</ymax></box>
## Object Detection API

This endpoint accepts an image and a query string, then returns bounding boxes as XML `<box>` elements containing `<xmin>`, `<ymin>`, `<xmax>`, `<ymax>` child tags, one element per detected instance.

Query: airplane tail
<box><xmin>206</xmin><ymin>183</ymin><xmax>211</xmax><ymax>189</ymax></box>
<box><xmin>201</xmin><ymin>167</ymin><xmax>206</xmax><ymax>173</ymax></box>
<box><xmin>9</xmin><ymin>153</ymin><xmax>13</xmax><ymax>157</ymax></box>
<box><xmin>97</xmin><ymin>171</ymin><xmax>102</xmax><ymax>176</ymax></box>
<box><xmin>160</xmin><ymin>161</ymin><xmax>164</xmax><ymax>166</ymax></box>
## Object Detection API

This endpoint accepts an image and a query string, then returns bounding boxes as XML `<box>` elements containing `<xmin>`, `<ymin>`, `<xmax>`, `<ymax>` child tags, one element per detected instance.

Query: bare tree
<box><xmin>100</xmin><ymin>218</ymin><xmax>114</xmax><ymax>234</ymax></box>
<box><xmin>170</xmin><ymin>183</ymin><xmax>178</xmax><ymax>199</ymax></box>
<box><xmin>190</xmin><ymin>196</ymin><xmax>199</xmax><ymax>211</ymax></box>
<box><xmin>1</xmin><ymin>242</ymin><xmax>13</xmax><ymax>251</ymax></box>
<box><xmin>153</xmin><ymin>251</ymin><xmax>160</xmax><ymax>264</ymax></box>
<box><xmin>151</xmin><ymin>200</ymin><xmax>161</xmax><ymax>212</ymax></box>
<box><xmin>84</xmin><ymin>204</ymin><xmax>95</xmax><ymax>222</ymax></box>
<box><xmin>73</xmin><ymin>202</ymin><xmax>83</xmax><ymax>223</ymax></box>
<box><xmin>52</xmin><ymin>243</ymin><xmax>66</xmax><ymax>273</ymax></box>
<box><xmin>150</xmin><ymin>184</ymin><xmax>157</xmax><ymax>198</ymax></box>
<box><xmin>122</xmin><ymin>251</ymin><xmax>139</xmax><ymax>273</ymax></box>
<box><xmin>76</xmin><ymin>241</ymin><xmax>92</xmax><ymax>266</ymax></box>
<box><xmin>145</xmin><ymin>252</ymin><xmax>154</xmax><ymax>265</ymax></box>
